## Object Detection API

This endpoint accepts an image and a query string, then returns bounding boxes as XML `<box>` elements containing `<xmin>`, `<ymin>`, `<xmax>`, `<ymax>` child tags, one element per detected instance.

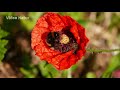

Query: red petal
<box><xmin>34</xmin><ymin>43</ymin><xmax>60</xmax><ymax>61</ymax></box>
<box><xmin>31</xmin><ymin>27</ymin><xmax>49</xmax><ymax>49</ymax></box>
<box><xmin>44</xmin><ymin>12</ymin><xmax>66</xmax><ymax>31</ymax></box>
<box><xmin>36</xmin><ymin>15</ymin><xmax>48</xmax><ymax>28</ymax></box>
<box><xmin>51</xmin><ymin>51</ymin><xmax>73</xmax><ymax>70</ymax></box>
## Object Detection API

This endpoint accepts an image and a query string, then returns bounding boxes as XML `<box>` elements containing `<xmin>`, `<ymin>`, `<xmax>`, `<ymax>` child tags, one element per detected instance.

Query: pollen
<box><xmin>60</xmin><ymin>34</ymin><xmax>70</xmax><ymax>44</ymax></box>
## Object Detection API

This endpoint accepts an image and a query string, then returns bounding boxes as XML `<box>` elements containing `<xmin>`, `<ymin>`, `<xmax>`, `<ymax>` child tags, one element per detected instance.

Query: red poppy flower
<box><xmin>31</xmin><ymin>12</ymin><xmax>89</xmax><ymax>70</ymax></box>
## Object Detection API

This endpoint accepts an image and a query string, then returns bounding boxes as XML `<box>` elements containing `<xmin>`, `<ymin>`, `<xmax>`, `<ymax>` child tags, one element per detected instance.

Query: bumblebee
<box><xmin>46</xmin><ymin>32</ymin><xmax>59</xmax><ymax>47</ymax></box>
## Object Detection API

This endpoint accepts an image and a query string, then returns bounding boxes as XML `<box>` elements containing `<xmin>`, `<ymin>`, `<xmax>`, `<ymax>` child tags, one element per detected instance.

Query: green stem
<box><xmin>67</xmin><ymin>68</ymin><xmax>72</xmax><ymax>78</ymax></box>
<box><xmin>86</xmin><ymin>48</ymin><xmax>120</xmax><ymax>53</ymax></box>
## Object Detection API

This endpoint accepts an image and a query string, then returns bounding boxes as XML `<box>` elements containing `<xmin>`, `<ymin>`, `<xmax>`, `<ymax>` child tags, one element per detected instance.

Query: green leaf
<box><xmin>0</xmin><ymin>28</ymin><xmax>9</xmax><ymax>61</ymax></box>
<box><xmin>38</xmin><ymin>61</ymin><xmax>49</xmax><ymax>77</ymax></box>
<box><xmin>101</xmin><ymin>53</ymin><xmax>120</xmax><ymax>78</ymax></box>
<box><xmin>20</xmin><ymin>68</ymin><xmax>36</xmax><ymax>78</ymax></box>
<box><xmin>0</xmin><ymin>48</ymin><xmax>7</xmax><ymax>61</ymax></box>
<box><xmin>46</xmin><ymin>64</ymin><xmax>60</xmax><ymax>78</ymax></box>
<box><xmin>0</xmin><ymin>28</ymin><xmax>9</xmax><ymax>39</ymax></box>
<box><xmin>38</xmin><ymin>61</ymin><xmax>60</xmax><ymax>78</ymax></box>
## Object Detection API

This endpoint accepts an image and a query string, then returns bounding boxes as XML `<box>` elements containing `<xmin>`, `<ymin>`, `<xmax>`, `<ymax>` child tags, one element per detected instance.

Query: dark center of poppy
<box><xmin>46</xmin><ymin>30</ymin><xmax>79</xmax><ymax>54</ymax></box>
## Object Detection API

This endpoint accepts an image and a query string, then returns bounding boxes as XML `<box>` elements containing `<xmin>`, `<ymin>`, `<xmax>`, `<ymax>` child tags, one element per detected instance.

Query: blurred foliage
<box><xmin>95</xmin><ymin>12</ymin><xmax>105</xmax><ymax>24</ymax></box>
<box><xmin>86</xmin><ymin>72</ymin><xmax>97</xmax><ymax>78</ymax></box>
<box><xmin>1</xmin><ymin>15</ymin><xmax>20</xmax><ymax>33</ymax></box>
<box><xmin>101</xmin><ymin>53</ymin><xmax>120</xmax><ymax>78</ymax></box>
<box><xmin>109</xmin><ymin>13</ymin><xmax>120</xmax><ymax>29</ymax></box>
<box><xmin>20</xmin><ymin>53</ymin><xmax>39</xmax><ymax>78</ymax></box>
<box><xmin>20</xmin><ymin>66</ymin><xmax>38</xmax><ymax>78</ymax></box>
<box><xmin>38</xmin><ymin>61</ymin><xmax>60</xmax><ymax>78</ymax></box>
<box><xmin>0</xmin><ymin>12</ymin><xmax>120</xmax><ymax>78</ymax></box>
<box><xmin>0</xmin><ymin>28</ymin><xmax>9</xmax><ymax>61</ymax></box>
<box><xmin>0</xmin><ymin>12</ymin><xmax>15</xmax><ymax>16</ymax></box>
<box><xmin>20</xmin><ymin>12</ymin><xmax>44</xmax><ymax>31</ymax></box>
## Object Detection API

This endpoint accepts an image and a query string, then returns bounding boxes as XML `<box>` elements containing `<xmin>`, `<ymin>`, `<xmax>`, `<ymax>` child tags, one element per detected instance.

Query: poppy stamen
<box><xmin>60</xmin><ymin>34</ymin><xmax>70</xmax><ymax>44</ymax></box>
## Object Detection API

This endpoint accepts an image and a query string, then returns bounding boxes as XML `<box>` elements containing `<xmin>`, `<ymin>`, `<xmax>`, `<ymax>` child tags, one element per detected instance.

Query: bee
<box><xmin>46</xmin><ymin>32</ymin><xmax>59</xmax><ymax>47</ymax></box>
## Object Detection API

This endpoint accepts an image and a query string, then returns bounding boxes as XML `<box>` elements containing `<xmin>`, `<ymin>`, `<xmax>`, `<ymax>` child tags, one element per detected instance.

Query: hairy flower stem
<box><xmin>67</xmin><ymin>68</ymin><xmax>72</xmax><ymax>78</ymax></box>
<box><xmin>86</xmin><ymin>48</ymin><xmax>120</xmax><ymax>53</ymax></box>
